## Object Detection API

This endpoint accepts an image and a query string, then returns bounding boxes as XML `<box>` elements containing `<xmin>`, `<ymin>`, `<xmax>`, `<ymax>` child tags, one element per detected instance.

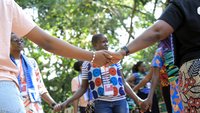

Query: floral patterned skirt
<box><xmin>179</xmin><ymin>59</ymin><xmax>200</xmax><ymax>113</ymax></box>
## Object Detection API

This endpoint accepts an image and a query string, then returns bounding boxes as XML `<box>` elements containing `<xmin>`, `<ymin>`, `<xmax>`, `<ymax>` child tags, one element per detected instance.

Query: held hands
<box><xmin>93</xmin><ymin>50</ymin><xmax>125</xmax><ymax>66</ymax></box>
<box><xmin>140</xmin><ymin>98</ymin><xmax>153</xmax><ymax>112</ymax></box>
<box><xmin>53</xmin><ymin>100</ymin><xmax>70</xmax><ymax>112</ymax></box>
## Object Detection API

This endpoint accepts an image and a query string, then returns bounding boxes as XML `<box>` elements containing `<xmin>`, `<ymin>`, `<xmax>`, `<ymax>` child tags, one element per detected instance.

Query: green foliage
<box><xmin>16</xmin><ymin>0</ymin><xmax>168</xmax><ymax>112</ymax></box>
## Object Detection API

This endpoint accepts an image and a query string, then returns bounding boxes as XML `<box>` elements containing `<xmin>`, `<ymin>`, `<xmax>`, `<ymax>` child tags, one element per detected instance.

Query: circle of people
<box><xmin>0</xmin><ymin>0</ymin><xmax>199</xmax><ymax>113</ymax></box>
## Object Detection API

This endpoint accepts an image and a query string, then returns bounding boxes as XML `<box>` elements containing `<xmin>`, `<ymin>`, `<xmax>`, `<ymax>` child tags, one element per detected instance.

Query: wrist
<box><xmin>137</xmin><ymin>98</ymin><xmax>143</xmax><ymax>106</ymax></box>
<box><xmin>121</xmin><ymin>46</ymin><xmax>130</xmax><ymax>56</ymax></box>
<box><xmin>119</xmin><ymin>50</ymin><xmax>126</xmax><ymax>57</ymax></box>
<box><xmin>50</xmin><ymin>102</ymin><xmax>57</xmax><ymax>108</ymax></box>
<box><xmin>90</xmin><ymin>51</ymin><xmax>96</xmax><ymax>63</ymax></box>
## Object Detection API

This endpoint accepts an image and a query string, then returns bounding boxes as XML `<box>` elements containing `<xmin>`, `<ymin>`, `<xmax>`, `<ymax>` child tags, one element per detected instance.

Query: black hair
<box><xmin>73</xmin><ymin>61</ymin><xmax>83</xmax><ymax>72</ymax></box>
<box><xmin>132</xmin><ymin>61</ymin><xmax>143</xmax><ymax>73</ymax></box>
<box><xmin>91</xmin><ymin>34</ymin><xmax>104</xmax><ymax>46</ymax></box>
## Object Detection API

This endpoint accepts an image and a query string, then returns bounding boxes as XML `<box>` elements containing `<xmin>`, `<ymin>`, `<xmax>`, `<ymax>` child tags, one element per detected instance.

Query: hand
<box><xmin>93</xmin><ymin>50</ymin><xmax>113</xmax><ymax>67</ymax></box>
<box><xmin>53</xmin><ymin>101</ymin><xmax>70</xmax><ymax>112</ymax></box>
<box><xmin>104</xmin><ymin>50</ymin><xmax>124</xmax><ymax>65</ymax></box>
<box><xmin>140</xmin><ymin>98</ymin><xmax>152</xmax><ymax>112</ymax></box>
<box><xmin>53</xmin><ymin>103</ymin><xmax>62</xmax><ymax>112</ymax></box>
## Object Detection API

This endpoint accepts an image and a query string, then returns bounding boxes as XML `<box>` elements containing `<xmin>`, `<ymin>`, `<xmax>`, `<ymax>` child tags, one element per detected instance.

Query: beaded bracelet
<box><xmin>91</xmin><ymin>51</ymin><xmax>96</xmax><ymax>63</ymax></box>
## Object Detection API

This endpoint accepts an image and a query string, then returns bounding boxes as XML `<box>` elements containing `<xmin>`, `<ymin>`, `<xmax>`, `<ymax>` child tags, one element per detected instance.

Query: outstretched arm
<box><xmin>141</xmin><ymin>67</ymin><xmax>160</xmax><ymax>111</ymax></box>
<box><xmin>126</xmin><ymin>74</ymin><xmax>136</xmax><ymax>88</ymax></box>
<box><xmin>25</xmin><ymin>26</ymin><xmax>112</xmax><ymax>66</ymax></box>
<box><xmin>133</xmin><ymin>68</ymin><xmax>153</xmax><ymax>91</ymax></box>
<box><xmin>108</xmin><ymin>20</ymin><xmax>173</xmax><ymax>62</ymax></box>
<box><xmin>120</xmin><ymin>70</ymin><xmax>142</xmax><ymax>105</ymax></box>
<box><xmin>53</xmin><ymin>79</ymin><xmax>88</xmax><ymax>112</ymax></box>
<box><xmin>41</xmin><ymin>92</ymin><xmax>57</xmax><ymax>108</ymax></box>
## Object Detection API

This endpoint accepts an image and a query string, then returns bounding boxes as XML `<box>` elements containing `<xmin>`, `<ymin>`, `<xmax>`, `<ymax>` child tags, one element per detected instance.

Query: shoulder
<box><xmin>132</xmin><ymin>72</ymin><xmax>139</xmax><ymax>77</ymax></box>
<box><xmin>82</xmin><ymin>61</ymin><xmax>91</xmax><ymax>68</ymax></box>
<box><xmin>72</xmin><ymin>76</ymin><xmax>78</xmax><ymax>82</ymax></box>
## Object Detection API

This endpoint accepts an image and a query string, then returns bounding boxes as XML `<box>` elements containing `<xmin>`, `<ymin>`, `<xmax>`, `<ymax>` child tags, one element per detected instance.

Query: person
<box><xmin>126</xmin><ymin>61</ymin><xmax>160</xmax><ymax>113</ymax></box>
<box><xmin>54</xmin><ymin>34</ymin><xmax>144</xmax><ymax>113</ymax></box>
<box><xmin>71</xmin><ymin>61</ymin><xmax>88</xmax><ymax>113</ymax></box>
<box><xmin>133</xmin><ymin>37</ymin><xmax>183</xmax><ymax>113</ymax></box>
<box><xmin>10</xmin><ymin>33</ymin><xmax>57</xmax><ymax>113</ymax></box>
<box><xmin>111</xmin><ymin>0</ymin><xmax>200</xmax><ymax>112</ymax></box>
<box><xmin>0</xmin><ymin>0</ymin><xmax>114</xmax><ymax>112</ymax></box>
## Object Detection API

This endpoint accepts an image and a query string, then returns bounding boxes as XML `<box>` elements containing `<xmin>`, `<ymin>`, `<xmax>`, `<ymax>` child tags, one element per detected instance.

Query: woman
<box><xmin>114</xmin><ymin>0</ymin><xmax>200</xmax><ymax>112</ymax></box>
<box><xmin>126</xmin><ymin>61</ymin><xmax>160</xmax><ymax>113</ymax></box>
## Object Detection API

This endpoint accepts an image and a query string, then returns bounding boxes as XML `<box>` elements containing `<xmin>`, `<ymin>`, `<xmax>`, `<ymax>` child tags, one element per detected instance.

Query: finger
<box><xmin>149</xmin><ymin>105</ymin><xmax>152</xmax><ymax>112</ymax></box>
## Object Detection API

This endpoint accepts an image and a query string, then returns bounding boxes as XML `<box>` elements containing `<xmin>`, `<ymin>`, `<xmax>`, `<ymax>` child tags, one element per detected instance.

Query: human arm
<box><xmin>71</xmin><ymin>77</ymin><xmax>80</xmax><ymax>113</ymax></box>
<box><xmin>141</xmin><ymin>67</ymin><xmax>160</xmax><ymax>111</ymax></box>
<box><xmin>120</xmin><ymin>70</ymin><xmax>143</xmax><ymax>105</ymax></box>
<box><xmin>133</xmin><ymin>68</ymin><xmax>153</xmax><ymax>91</ymax></box>
<box><xmin>54</xmin><ymin>79</ymin><xmax>88</xmax><ymax>112</ymax></box>
<box><xmin>25</xmin><ymin>26</ymin><xmax>112</xmax><ymax>66</ymax></box>
<box><xmin>126</xmin><ymin>74</ymin><xmax>136</xmax><ymax>88</ymax></box>
<box><xmin>41</xmin><ymin>92</ymin><xmax>57</xmax><ymax>108</ymax></box>
<box><xmin>72</xmin><ymin>92</ymin><xmax>79</xmax><ymax>113</ymax></box>
<box><xmin>11</xmin><ymin>1</ymin><xmax>112</xmax><ymax>67</ymax></box>
<box><xmin>30</xmin><ymin>58</ymin><xmax>57</xmax><ymax>108</ymax></box>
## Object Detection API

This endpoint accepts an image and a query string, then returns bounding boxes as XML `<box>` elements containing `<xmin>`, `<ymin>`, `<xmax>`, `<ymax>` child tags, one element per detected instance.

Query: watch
<box><xmin>51</xmin><ymin>102</ymin><xmax>56</xmax><ymax>108</ymax></box>
<box><xmin>121</xmin><ymin>46</ymin><xmax>130</xmax><ymax>56</ymax></box>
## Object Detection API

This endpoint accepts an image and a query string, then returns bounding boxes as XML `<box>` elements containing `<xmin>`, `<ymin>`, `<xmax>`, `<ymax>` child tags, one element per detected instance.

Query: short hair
<box><xmin>132</xmin><ymin>61</ymin><xmax>143</xmax><ymax>73</ymax></box>
<box><xmin>91</xmin><ymin>34</ymin><xmax>104</xmax><ymax>46</ymax></box>
<box><xmin>73</xmin><ymin>61</ymin><xmax>83</xmax><ymax>72</ymax></box>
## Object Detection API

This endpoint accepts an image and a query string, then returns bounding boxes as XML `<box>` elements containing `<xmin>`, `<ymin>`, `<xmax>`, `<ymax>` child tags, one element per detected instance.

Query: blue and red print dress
<box><xmin>82</xmin><ymin>62</ymin><xmax>126</xmax><ymax>101</ymax></box>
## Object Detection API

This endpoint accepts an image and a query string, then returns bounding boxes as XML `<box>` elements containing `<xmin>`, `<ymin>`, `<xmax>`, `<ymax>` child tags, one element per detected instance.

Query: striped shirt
<box><xmin>82</xmin><ymin>61</ymin><xmax>126</xmax><ymax>102</ymax></box>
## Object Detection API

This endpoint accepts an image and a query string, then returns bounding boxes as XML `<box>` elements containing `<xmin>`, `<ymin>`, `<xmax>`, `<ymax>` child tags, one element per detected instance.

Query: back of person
<box><xmin>71</xmin><ymin>75</ymin><xmax>88</xmax><ymax>112</ymax></box>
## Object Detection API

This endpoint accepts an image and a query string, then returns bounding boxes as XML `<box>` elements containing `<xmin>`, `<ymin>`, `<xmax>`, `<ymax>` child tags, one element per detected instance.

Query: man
<box><xmin>10</xmin><ymin>33</ymin><xmax>57</xmax><ymax>113</ymax></box>
<box><xmin>0</xmin><ymin>0</ymin><xmax>113</xmax><ymax>112</ymax></box>
<box><xmin>54</xmin><ymin>34</ymin><xmax>143</xmax><ymax>113</ymax></box>
<box><xmin>71</xmin><ymin>61</ymin><xmax>88</xmax><ymax>113</ymax></box>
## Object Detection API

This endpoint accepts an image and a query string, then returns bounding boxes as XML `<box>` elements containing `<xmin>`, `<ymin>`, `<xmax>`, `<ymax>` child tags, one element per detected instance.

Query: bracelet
<box><xmin>51</xmin><ymin>102</ymin><xmax>56</xmax><ymax>108</ymax></box>
<box><xmin>90</xmin><ymin>51</ymin><xmax>96</xmax><ymax>63</ymax></box>
<box><xmin>121</xmin><ymin>46</ymin><xmax>130</xmax><ymax>56</ymax></box>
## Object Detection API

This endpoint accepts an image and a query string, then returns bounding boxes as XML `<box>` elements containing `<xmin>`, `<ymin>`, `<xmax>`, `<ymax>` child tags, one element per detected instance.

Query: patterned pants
<box><xmin>179</xmin><ymin>59</ymin><xmax>200</xmax><ymax>113</ymax></box>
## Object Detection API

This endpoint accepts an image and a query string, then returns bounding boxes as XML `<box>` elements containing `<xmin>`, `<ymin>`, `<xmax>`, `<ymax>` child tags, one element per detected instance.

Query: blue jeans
<box><xmin>94</xmin><ymin>99</ymin><xmax>129</xmax><ymax>113</ymax></box>
<box><xmin>0</xmin><ymin>81</ymin><xmax>26</xmax><ymax>113</ymax></box>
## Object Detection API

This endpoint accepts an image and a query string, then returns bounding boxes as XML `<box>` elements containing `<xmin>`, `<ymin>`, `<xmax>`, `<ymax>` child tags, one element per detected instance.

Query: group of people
<box><xmin>0</xmin><ymin>0</ymin><xmax>200</xmax><ymax>113</ymax></box>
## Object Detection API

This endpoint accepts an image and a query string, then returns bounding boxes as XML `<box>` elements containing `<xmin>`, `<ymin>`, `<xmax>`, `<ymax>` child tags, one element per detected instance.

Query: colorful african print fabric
<box><xmin>152</xmin><ymin>48</ymin><xmax>170</xmax><ymax>87</ymax></box>
<box><xmin>152</xmin><ymin>47</ymin><xmax>183</xmax><ymax>113</ymax></box>
<box><xmin>170</xmin><ymin>80</ymin><xmax>184</xmax><ymax>113</ymax></box>
<box><xmin>16</xmin><ymin>58</ymin><xmax>47</xmax><ymax>113</ymax></box>
<box><xmin>179</xmin><ymin>59</ymin><xmax>200</xmax><ymax>113</ymax></box>
<box><xmin>82</xmin><ymin>62</ymin><xmax>126</xmax><ymax>101</ymax></box>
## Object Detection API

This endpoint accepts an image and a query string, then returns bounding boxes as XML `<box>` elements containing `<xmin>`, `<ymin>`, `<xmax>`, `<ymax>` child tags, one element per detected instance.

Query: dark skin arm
<box><xmin>41</xmin><ymin>92</ymin><xmax>57</xmax><ymax>108</ymax></box>
<box><xmin>126</xmin><ymin>74</ymin><xmax>136</xmax><ymax>88</ymax></box>
<box><xmin>133</xmin><ymin>68</ymin><xmax>153</xmax><ymax>91</ymax></box>
<box><xmin>25</xmin><ymin>26</ymin><xmax>112</xmax><ymax>66</ymax></box>
<box><xmin>53</xmin><ymin>79</ymin><xmax>88</xmax><ymax>112</ymax></box>
<box><xmin>72</xmin><ymin>92</ymin><xmax>79</xmax><ymax>113</ymax></box>
<box><xmin>120</xmin><ymin>70</ymin><xmax>143</xmax><ymax>105</ymax></box>
<box><xmin>108</xmin><ymin>20</ymin><xmax>174</xmax><ymax>61</ymax></box>
<box><xmin>140</xmin><ymin>67</ymin><xmax>160</xmax><ymax>112</ymax></box>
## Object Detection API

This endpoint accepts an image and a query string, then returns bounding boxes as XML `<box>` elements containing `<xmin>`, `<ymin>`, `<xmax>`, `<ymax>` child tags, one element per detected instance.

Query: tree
<box><xmin>16</xmin><ymin>0</ymin><xmax>168</xmax><ymax>112</ymax></box>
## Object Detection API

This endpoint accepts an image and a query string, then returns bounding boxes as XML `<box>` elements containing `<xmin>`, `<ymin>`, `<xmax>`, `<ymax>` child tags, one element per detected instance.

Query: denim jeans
<box><xmin>94</xmin><ymin>99</ymin><xmax>129</xmax><ymax>113</ymax></box>
<box><xmin>0</xmin><ymin>81</ymin><xmax>26</xmax><ymax>113</ymax></box>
